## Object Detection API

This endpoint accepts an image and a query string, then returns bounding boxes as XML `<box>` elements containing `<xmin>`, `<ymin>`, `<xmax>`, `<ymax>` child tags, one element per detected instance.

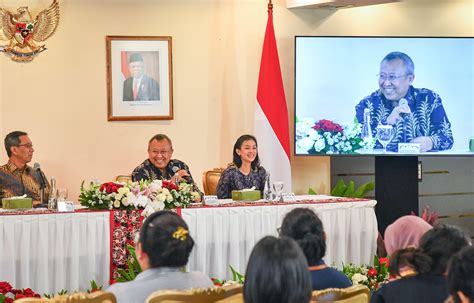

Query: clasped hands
<box><xmin>386</xmin><ymin>105</ymin><xmax>433</xmax><ymax>152</ymax></box>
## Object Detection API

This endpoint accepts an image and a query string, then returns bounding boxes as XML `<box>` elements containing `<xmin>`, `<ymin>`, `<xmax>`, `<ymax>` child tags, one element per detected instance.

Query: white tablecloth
<box><xmin>0</xmin><ymin>196</ymin><xmax>377</xmax><ymax>293</ymax></box>
<box><xmin>183</xmin><ymin>196</ymin><xmax>378</xmax><ymax>280</ymax></box>
<box><xmin>0</xmin><ymin>211</ymin><xmax>110</xmax><ymax>295</ymax></box>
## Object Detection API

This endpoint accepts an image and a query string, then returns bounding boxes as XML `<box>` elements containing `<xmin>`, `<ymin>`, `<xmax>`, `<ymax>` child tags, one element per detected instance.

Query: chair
<box><xmin>114</xmin><ymin>174</ymin><xmax>132</xmax><ymax>183</ymax></box>
<box><xmin>146</xmin><ymin>284</ymin><xmax>243</xmax><ymax>303</ymax></box>
<box><xmin>15</xmin><ymin>291</ymin><xmax>117</xmax><ymax>303</ymax></box>
<box><xmin>202</xmin><ymin>168</ymin><xmax>224</xmax><ymax>195</ymax></box>
<box><xmin>311</xmin><ymin>284</ymin><xmax>370</xmax><ymax>303</ymax></box>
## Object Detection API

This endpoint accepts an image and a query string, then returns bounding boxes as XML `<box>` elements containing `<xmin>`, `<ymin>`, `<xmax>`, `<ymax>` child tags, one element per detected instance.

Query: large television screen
<box><xmin>295</xmin><ymin>36</ymin><xmax>474</xmax><ymax>156</ymax></box>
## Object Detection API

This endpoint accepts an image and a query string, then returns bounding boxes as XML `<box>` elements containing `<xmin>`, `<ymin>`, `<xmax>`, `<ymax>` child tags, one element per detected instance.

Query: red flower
<box><xmin>368</xmin><ymin>268</ymin><xmax>378</xmax><ymax>277</ymax></box>
<box><xmin>379</xmin><ymin>257</ymin><xmax>389</xmax><ymax>267</ymax></box>
<box><xmin>100</xmin><ymin>182</ymin><xmax>123</xmax><ymax>194</ymax></box>
<box><xmin>0</xmin><ymin>281</ymin><xmax>13</xmax><ymax>294</ymax></box>
<box><xmin>162</xmin><ymin>181</ymin><xmax>178</xmax><ymax>191</ymax></box>
<box><xmin>5</xmin><ymin>298</ymin><xmax>14</xmax><ymax>303</ymax></box>
<box><xmin>15</xmin><ymin>293</ymin><xmax>25</xmax><ymax>299</ymax></box>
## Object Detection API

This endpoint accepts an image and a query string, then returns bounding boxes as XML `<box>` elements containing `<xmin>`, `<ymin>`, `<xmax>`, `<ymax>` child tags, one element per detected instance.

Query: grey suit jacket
<box><xmin>107</xmin><ymin>267</ymin><xmax>214</xmax><ymax>303</ymax></box>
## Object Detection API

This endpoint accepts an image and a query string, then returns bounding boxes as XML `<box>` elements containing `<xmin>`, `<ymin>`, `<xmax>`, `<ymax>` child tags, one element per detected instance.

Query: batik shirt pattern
<box><xmin>355</xmin><ymin>86</ymin><xmax>453</xmax><ymax>152</ymax></box>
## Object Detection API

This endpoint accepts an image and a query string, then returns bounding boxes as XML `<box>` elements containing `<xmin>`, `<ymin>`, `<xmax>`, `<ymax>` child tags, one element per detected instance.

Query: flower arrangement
<box><xmin>341</xmin><ymin>256</ymin><xmax>389</xmax><ymax>291</ymax></box>
<box><xmin>0</xmin><ymin>282</ymin><xmax>40</xmax><ymax>302</ymax></box>
<box><xmin>296</xmin><ymin>117</ymin><xmax>370</xmax><ymax>154</ymax></box>
<box><xmin>79</xmin><ymin>179</ymin><xmax>200</xmax><ymax>216</ymax></box>
<box><xmin>211</xmin><ymin>266</ymin><xmax>245</xmax><ymax>287</ymax></box>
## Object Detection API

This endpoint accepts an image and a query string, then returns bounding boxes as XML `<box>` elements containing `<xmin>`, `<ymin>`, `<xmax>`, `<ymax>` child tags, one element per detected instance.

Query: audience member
<box><xmin>131</xmin><ymin>134</ymin><xmax>202</xmax><ymax>199</ymax></box>
<box><xmin>216</xmin><ymin>134</ymin><xmax>267</xmax><ymax>199</ymax></box>
<box><xmin>280</xmin><ymin>208</ymin><xmax>352</xmax><ymax>290</ymax></box>
<box><xmin>244</xmin><ymin>236</ymin><xmax>312</xmax><ymax>303</ymax></box>
<box><xmin>446</xmin><ymin>246</ymin><xmax>474</xmax><ymax>303</ymax></box>
<box><xmin>371</xmin><ymin>224</ymin><xmax>471</xmax><ymax>303</ymax></box>
<box><xmin>384</xmin><ymin>215</ymin><xmax>433</xmax><ymax>257</ymax></box>
<box><xmin>0</xmin><ymin>131</ymin><xmax>50</xmax><ymax>205</ymax></box>
<box><xmin>107</xmin><ymin>211</ymin><xmax>213</xmax><ymax>303</ymax></box>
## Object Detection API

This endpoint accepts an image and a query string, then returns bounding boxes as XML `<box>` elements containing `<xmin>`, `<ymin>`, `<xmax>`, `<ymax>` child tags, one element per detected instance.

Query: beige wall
<box><xmin>0</xmin><ymin>0</ymin><xmax>472</xmax><ymax>200</ymax></box>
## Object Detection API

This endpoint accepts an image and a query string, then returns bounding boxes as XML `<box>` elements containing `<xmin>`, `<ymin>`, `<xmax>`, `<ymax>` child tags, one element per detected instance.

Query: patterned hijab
<box><xmin>384</xmin><ymin>215</ymin><xmax>433</xmax><ymax>256</ymax></box>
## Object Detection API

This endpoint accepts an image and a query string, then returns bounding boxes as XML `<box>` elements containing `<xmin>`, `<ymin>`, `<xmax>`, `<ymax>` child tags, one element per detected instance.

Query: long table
<box><xmin>0</xmin><ymin>196</ymin><xmax>378</xmax><ymax>294</ymax></box>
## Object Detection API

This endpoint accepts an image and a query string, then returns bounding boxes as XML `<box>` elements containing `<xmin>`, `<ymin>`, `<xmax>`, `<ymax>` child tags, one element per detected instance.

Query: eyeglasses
<box><xmin>150</xmin><ymin>149</ymin><xmax>171</xmax><ymax>155</ymax></box>
<box><xmin>377</xmin><ymin>73</ymin><xmax>410</xmax><ymax>82</ymax></box>
<box><xmin>16</xmin><ymin>143</ymin><xmax>33</xmax><ymax>149</ymax></box>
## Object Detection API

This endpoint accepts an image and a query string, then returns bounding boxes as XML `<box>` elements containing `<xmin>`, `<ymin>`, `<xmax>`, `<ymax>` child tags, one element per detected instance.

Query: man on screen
<box><xmin>123</xmin><ymin>53</ymin><xmax>160</xmax><ymax>101</ymax></box>
<box><xmin>355</xmin><ymin>51</ymin><xmax>453</xmax><ymax>152</ymax></box>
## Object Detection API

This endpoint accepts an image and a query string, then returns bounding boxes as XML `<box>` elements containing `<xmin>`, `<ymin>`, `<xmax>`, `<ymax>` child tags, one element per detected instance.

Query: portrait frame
<box><xmin>106</xmin><ymin>35</ymin><xmax>173</xmax><ymax>121</ymax></box>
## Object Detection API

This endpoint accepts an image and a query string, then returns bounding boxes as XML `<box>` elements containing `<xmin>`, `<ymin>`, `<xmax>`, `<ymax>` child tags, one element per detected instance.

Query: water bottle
<box><xmin>362</xmin><ymin>108</ymin><xmax>373</xmax><ymax>150</ymax></box>
<box><xmin>264</xmin><ymin>173</ymin><xmax>273</xmax><ymax>201</ymax></box>
<box><xmin>48</xmin><ymin>177</ymin><xmax>57</xmax><ymax>210</ymax></box>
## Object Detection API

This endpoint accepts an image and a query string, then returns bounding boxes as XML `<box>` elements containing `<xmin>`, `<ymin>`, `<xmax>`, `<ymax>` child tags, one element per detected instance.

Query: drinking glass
<box><xmin>376</xmin><ymin>125</ymin><xmax>394</xmax><ymax>153</ymax></box>
<box><xmin>57</xmin><ymin>188</ymin><xmax>68</xmax><ymax>202</ymax></box>
<box><xmin>272</xmin><ymin>181</ymin><xmax>284</xmax><ymax>202</ymax></box>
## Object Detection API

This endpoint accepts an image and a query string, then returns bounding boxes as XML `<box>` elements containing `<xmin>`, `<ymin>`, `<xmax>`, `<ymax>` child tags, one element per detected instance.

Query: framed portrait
<box><xmin>106</xmin><ymin>36</ymin><xmax>173</xmax><ymax>121</ymax></box>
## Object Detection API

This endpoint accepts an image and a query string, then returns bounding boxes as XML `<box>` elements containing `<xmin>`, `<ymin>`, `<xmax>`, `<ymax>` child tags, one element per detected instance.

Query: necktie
<box><xmin>133</xmin><ymin>80</ymin><xmax>139</xmax><ymax>100</ymax></box>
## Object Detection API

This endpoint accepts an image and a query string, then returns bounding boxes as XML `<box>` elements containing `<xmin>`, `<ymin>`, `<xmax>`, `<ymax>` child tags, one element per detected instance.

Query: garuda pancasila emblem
<box><xmin>0</xmin><ymin>0</ymin><xmax>59</xmax><ymax>62</ymax></box>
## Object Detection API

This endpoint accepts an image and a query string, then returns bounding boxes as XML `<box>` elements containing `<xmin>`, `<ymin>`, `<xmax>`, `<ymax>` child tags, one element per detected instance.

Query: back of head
<box><xmin>390</xmin><ymin>224</ymin><xmax>470</xmax><ymax>276</ymax></box>
<box><xmin>244</xmin><ymin>236</ymin><xmax>312</xmax><ymax>303</ymax></box>
<box><xmin>384</xmin><ymin>215</ymin><xmax>433</xmax><ymax>256</ymax></box>
<box><xmin>448</xmin><ymin>246</ymin><xmax>474</xmax><ymax>302</ymax></box>
<box><xmin>139</xmin><ymin>211</ymin><xmax>194</xmax><ymax>268</ymax></box>
<box><xmin>280</xmin><ymin>208</ymin><xmax>326</xmax><ymax>265</ymax></box>
<box><xmin>4</xmin><ymin>131</ymin><xmax>27</xmax><ymax>157</ymax></box>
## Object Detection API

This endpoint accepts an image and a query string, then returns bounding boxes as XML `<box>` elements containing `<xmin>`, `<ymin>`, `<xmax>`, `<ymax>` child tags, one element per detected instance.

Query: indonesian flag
<box><xmin>254</xmin><ymin>3</ymin><xmax>292</xmax><ymax>191</ymax></box>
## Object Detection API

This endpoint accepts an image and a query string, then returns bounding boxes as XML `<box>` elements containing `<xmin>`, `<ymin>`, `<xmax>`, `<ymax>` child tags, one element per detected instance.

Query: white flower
<box><xmin>296</xmin><ymin>137</ymin><xmax>314</xmax><ymax>154</ymax></box>
<box><xmin>327</xmin><ymin>138</ymin><xmax>334</xmax><ymax>146</ymax></box>
<box><xmin>156</xmin><ymin>193</ymin><xmax>167</xmax><ymax>203</ymax></box>
<box><xmin>352</xmin><ymin>273</ymin><xmax>368</xmax><ymax>284</ymax></box>
<box><xmin>313</xmin><ymin>139</ymin><xmax>326</xmax><ymax>152</ymax></box>
<box><xmin>150</xmin><ymin>200</ymin><xmax>165</xmax><ymax>211</ymax></box>
<box><xmin>149</xmin><ymin>180</ymin><xmax>162</xmax><ymax>192</ymax></box>
<box><xmin>141</xmin><ymin>204</ymin><xmax>155</xmax><ymax>218</ymax></box>
<box><xmin>113</xmin><ymin>200</ymin><xmax>121</xmax><ymax>208</ymax></box>
<box><xmin>307</xmin><ymin>129</ymin><xmax>321</xmax><ymax>141</ymax></box>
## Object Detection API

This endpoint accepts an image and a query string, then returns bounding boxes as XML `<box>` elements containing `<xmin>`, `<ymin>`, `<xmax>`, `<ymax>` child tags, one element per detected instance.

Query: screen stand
<box><xmin>375</xmin><ymin>156</ymin><xmax>418</xmax><ymax>234</ymax></box>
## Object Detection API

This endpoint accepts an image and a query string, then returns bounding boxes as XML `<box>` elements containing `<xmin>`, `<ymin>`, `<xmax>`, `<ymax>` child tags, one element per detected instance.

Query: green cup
<box><xmin>470</xmin><ymin>138</ymin><xmax>474</xmax><ymax>152</ymax></box>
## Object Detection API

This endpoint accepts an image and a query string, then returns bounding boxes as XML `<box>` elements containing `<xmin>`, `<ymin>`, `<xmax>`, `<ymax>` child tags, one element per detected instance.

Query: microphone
<box><xmin>34</xmin><ymin>162</ymin><xmax>47</xmax><ymax>190</ymax></box>
<box><xmin>399</xmin><ymin>98</ymin><xmax>409</xmax><ymax>116</ymax></box>
<box><xmin>399</xmin><ymin>98</ymin><xmax>408</xmax><ymax>142</ymax></box>
<box><xmin>172</xmin><ymin>166</ymin><xmax>191</xmax><ymax>183</ymax></box>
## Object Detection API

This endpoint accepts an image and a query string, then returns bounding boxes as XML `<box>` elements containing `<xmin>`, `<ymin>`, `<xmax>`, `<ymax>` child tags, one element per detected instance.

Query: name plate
<box><xmin>57</xmin><ymin>201</ymin><xmax>75</xmax><ymax>212</ymax></box>
<box><xmin>203</xmin><ymin>195</ymin><xmax>219</xmax><ymax>206</ymax></box>
<box><xmin>282</xmin><ymin>193</ymin><xmax>296</xmax><ymax>203</ymax></box>
<box><xmin>398</xmin><ymin>143</ymin><xmax>420</xmax><ymax>153</ymax></box>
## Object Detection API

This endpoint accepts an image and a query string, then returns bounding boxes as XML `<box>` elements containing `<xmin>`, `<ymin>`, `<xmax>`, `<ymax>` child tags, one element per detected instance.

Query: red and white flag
<box><xmin>254</xmin><ymin>2</ymin><xmax>292</xmax><ymax>190</ymax></box>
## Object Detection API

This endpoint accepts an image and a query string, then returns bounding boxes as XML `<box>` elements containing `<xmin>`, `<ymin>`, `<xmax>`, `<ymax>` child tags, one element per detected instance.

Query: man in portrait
<box><xmin>123</xmin><ymin>53</ymin><xmax>160</xmax><ymax>101</ymax></box>
<box><xmin>355</xmin><ymin>51</ymin><xmax>453</xmax><ymax>152</ymax></box>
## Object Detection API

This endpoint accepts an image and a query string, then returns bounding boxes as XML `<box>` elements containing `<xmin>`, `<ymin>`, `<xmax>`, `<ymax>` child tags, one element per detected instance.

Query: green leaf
<box><xmin>331</xmin><ymin>179</ymin><xmax>346</xmax><ymax>196</ymax></box>
<box><xmin>351</xmin><ymin>181</ymin><xmax>375</xmax><ymax>198</ymax></box>
<box><xmin>229</xmin><ymin>265</ymin><xmax>245</xmax><ymax>284</ymax></box>
<box><xmin>117</xmin><ymin>268</ymin><xmax>132</xmax><ymax>281</ymax></box>
<box><xmin>308</xmin><ymin>188</ymin><xmax>318</xmax><ymax>195</ymax></box>
<box><xmin>343</xmin><ymin>181</ymin><xmax>355</xmax><ymax>197</ymax></box>
<box><xmin>0</xmin><ymin>293</ymin><xmax>6</xmax><ymax>303</ymax></box>
<box><xmin>127</xmin><ymin>260</ymin><xmax>136</xmax><ymax>279</ymax></box>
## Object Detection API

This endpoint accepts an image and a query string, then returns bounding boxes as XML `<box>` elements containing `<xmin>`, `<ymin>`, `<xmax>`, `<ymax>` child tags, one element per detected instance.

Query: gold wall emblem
<box><xmin>0</xmin><ymin>0</ymin><xmax>60</xmax><ymax>62</ymax></box>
